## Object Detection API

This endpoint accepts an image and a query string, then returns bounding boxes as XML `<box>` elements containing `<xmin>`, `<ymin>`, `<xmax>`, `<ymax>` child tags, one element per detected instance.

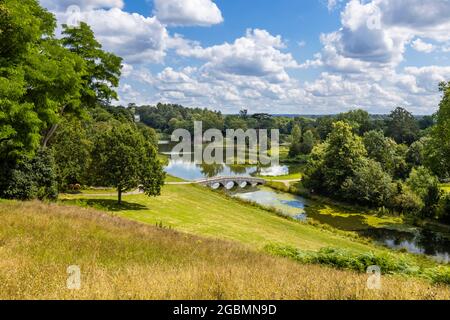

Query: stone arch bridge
<box><xmin>196</xmin><ymin>176</ymin><xmax>266</xmax><ymax>190</ymax></box>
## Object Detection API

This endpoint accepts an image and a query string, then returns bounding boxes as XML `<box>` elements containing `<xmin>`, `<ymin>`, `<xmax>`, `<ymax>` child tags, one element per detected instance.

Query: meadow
<box><xmin>1</xmin><ymin>200</ymin><xmax>449</xmax><ymax>300</ymax></box>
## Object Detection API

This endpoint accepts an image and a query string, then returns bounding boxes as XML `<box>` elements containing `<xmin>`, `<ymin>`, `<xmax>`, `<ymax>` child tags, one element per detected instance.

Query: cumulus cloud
<box><xmin>40</xmin><ymin>0</ymin><xmax>450</xmax><ymax>114</ymax></box>
<box><xmin>76</xmin><ymin>9</ymin><xmax>169</xmax><ymax>63</ymax></box>
<box><xmin>314</xmin><ymin>0</ymin><xmax>450</xmax><ymax>71</ymax></box>
<box><xmin>153</xmin><ymin>0</ymin><xmax>223</xmax><ymax>26</ymax></box>
<box><xmin>43</xmin><ymin>1</ymin><xmax>171</xmax><ymax>64</ymax></box>
<box><xmin>177</xmin><ymin>29</ymin><xmax>299</xmax><ymax>83</ymax></box>
<box><xmin>411</xmin><ymin>39</ymin><xmax>435</xmax><ymax>53</ymax></box>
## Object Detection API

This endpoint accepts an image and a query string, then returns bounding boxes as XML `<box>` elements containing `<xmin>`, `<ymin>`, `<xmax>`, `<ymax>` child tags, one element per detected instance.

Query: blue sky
<box><xmin>40</xmin><ymin>0</ymin><xmax>450</xmax><ymax>114</ymax></box>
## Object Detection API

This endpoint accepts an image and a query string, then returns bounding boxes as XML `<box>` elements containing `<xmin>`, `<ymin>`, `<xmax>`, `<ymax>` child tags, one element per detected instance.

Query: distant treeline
<box><xmin>117</xmin><ymin>103</ymin><xmax>435</xmax><ymax>144</ymax></box>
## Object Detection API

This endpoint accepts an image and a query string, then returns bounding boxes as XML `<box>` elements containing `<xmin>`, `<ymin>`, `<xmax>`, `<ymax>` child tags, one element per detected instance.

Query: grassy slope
<box><xmin>1</xmin><ymin>201</ymin><xmax>448</xmax><ymax>300</ymax></box>
<box><xmin>62</xmin><ymin>184</ymin><xmax>398</xmax><ymax>254</ymax></box>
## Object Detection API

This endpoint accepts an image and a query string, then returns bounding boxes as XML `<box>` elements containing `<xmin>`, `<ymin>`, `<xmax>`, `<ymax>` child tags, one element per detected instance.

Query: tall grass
<box><xmin>0</xmin><ymin>201</ymin><xmax>449</xmax><ymax>300</ymax></box>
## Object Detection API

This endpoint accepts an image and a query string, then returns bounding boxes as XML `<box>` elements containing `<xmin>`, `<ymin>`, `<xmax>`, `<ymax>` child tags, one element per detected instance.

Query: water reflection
<box><xmin>234</xmin><ymin>187</ymin><xmax>308</xmax><ymax>220</ymax></box>
<box><xmin>165</xmin><ymin>159</ymin><xmax>259</xmax><ymax>180</ymax></box>
<box><xmin>160</xmin><ymin>142</ymin><xmax>296</xmax><ymax>180</ymax></box>
<box><xmin>361</xmin><ymin>229</ymin><xmax>450</xmax><ymax>264</ymax></box>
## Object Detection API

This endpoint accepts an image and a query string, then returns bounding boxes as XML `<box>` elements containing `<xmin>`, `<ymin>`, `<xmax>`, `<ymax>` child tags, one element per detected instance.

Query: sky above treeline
<box><xmin>40</xmin><ymin>0</ymin><xmax>450</xmax><ymax>115</ymax></box>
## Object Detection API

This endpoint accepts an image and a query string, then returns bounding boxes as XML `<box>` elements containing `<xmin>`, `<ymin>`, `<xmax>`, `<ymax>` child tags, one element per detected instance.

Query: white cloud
<box><xmin>411</xmin><ymin>39</ymin><xmax>435</xmax><ymax>53</ymax></box>
<box><xmin>52</xmin><ymin>6</ymin><xmax>170</xmax><ymax>64</ymax></box>
<box><xmin>40</xmin><ymin>0</ymin><xmax>450</xmax><ymax>114</ymax></box>
<box><xmin>153</xmin><ymin>0</ymin><xmax>223</xmax><ymax>26</ymax></box>
<box><xmin>313</xmin><ymin>0</ymin><xmax>450</xmax><ymax>71</ymax></box>
<box><xmin>177</xmin><ymin>29</ymin><xmax>299</xmax><ymax>83</ymax></box>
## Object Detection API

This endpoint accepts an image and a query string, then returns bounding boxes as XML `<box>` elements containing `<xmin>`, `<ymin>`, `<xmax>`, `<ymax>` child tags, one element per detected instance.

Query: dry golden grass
<box><xmin>0</xmin><ymin>200</ymin><xmax>449</xmax><ymax>300</ymax></box>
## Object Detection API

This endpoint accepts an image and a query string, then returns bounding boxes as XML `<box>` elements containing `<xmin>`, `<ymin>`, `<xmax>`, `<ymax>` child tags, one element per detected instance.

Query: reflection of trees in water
<box><xmin>363</xmin><ymin>228</ymin><xmax>450</xmax><ymax>256</ymax></box>
<box><xmin>198</xmin><ymin>163</ymin><xmax>224</xmax><ymax>178</ymax></box>
<box><xmin>229</xmin><ymin>164</ymin><xmax>248</xmax><ymax>175</ymax></box>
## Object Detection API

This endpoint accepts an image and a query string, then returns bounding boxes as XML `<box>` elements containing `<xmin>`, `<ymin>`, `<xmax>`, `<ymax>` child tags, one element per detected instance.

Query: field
<box><xmin>1</xmin><ymin>200</ymin><xmax>449</xmax><ymax>300</ymax></box>
<box><xmin>61</xmin><ymin>184</ymin><xmax>382</xmax><ymax>253</ymax></box>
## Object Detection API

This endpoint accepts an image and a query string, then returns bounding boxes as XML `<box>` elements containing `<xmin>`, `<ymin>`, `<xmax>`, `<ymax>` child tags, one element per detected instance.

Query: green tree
<box><xmin>425</xmin><ymin>82</ymin><xmax>450</xmax><ymax>179</ymax></box>
<box><xmin>406</xmin><ymin>166</ymin><xmax>440</xmax><ymax>200</ymax></box>
<box><xmin>386</xmin><ymin>107</ymin><xmax>419</xmax><ymax>145</ymax></box>
<box><xmin>337</xmin><ymin>109</ymin><xmax>372</xmax><ymax>135</ymax></box>
<box><xmin>363</xmin><ymin>130</ymin><xmax>397</xmax><ymax>175</ymax></box>
<box><xmin>51</xmin><ymin>118</ymin><xmax>92</xmax><ymax>189</ymax></box>
<box><xmin>304</xmin><ymin>121</ymin><xmax>367</xmax><ymax>196</ymax></box>
<box><xmin>315</xmin><ymin>116</ymin><xmax>335</xmax><ymax>141</ymax></box>
<box><xmin>90</xmin><ymin>123</ymin><xmax>165</xmax><ymax>204</ymax></box>
<box><xmin>342</xmin><ymin>158</ymin><xmax>394</xmax><ymax>207</ymax></box>
<box><xmin>40</xmin><ymin>22</ymin><xmax>123</xmax><ymax>147</ymax></box>
<box><xmin>61</xmin><ymin>22</ymin><xmax>122</xmax><ymax>108</ymax></box>
<box><xmin>0</xmin><ymin>149</ymin><xmax>57</xmax><ymax>200</ymax></box>
<box><xmin>406</xmin><ymin>137</ymin><xmax>428</xmax><ymax>167</ymax></box>
<box><xmin>289</xmin><ymin>124</ymin><xmax>302</xmax><ymax>157</ymax></box>
<box><xmin>1</xmin><ymin>0</ymin><xmax>84</xmax><ymax>156</ymax></box>
<box><xmin>406</xmin><ymin>166</ymin><xmax>441</xmax><ymax>218</ymax></box>
<box><xmin>300</xmin><ymin>130</ymin><xmax>315</xmax><ymax>155</ymax></box>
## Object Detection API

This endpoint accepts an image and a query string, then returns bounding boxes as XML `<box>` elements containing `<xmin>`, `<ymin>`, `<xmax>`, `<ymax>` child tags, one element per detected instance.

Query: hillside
<box><xmin>0</xmin><ymin>200</ymin><xmax>449</xmax><ymax>300</ymax></box>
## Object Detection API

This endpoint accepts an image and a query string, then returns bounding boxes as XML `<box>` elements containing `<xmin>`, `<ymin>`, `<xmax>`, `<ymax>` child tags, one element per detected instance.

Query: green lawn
<box><xmin>61</xmin><ymin>184</ymin><xmax>390</xmax><ymax>254</ymax></box>
<box><xmin>165</xmin><ymin>175</ymin><xmax>186</xmax><ymax>183</ymax></box>
<box><xmin>261</xmin><ymin>172</ymin><xmax>303</xmax><ymax>181</ymax></box>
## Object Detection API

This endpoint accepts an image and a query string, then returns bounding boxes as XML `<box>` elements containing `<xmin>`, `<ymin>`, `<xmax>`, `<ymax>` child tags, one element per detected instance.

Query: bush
<box><xmin>426</xmin><ymin>267</ymin><xmax>450</xmax><ymax>285</ymax></box>
<box><xmin>341</xmin><ymin>159</ymin><xmax>394</xmax><ymax>208</ymax></box>
<box><xmin>0</xmin><ymin>150</ymin><xmax>58</xmax><ymax>200</ymax></box>
<box><xmin>390</xmin><ymin>186</ymin><xmax>424</xmax><ymax>215</ymax></box>
<box><xmin>265</xmin><ymin>245</ymin><xmax>413</xmax><ymax>274</ymax></box>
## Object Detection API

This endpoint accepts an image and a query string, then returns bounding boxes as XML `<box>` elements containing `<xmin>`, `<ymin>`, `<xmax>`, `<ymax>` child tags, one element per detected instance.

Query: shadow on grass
<box><xmin>61</xmin><ymin>199</ymin><xmax>148</xmax><ymax>212</ymax></box>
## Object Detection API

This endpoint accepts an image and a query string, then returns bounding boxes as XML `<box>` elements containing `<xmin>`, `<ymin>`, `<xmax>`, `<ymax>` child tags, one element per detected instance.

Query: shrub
<box><xmin>341</xmin><ymin>158</ymin><xmax>394</xmax><ymax>208</ymax></box>
<box><xmin>390</xmin><ymin>184</ymin><xmax>424</xmax><ymax>215</ymax></box>
<box><xmin>265</xmin><ymin>245</ymin><xmax>413</xmax><ymax>274</ymax></box>
<box><xmin>0</xmin><ymin>150</ymin><xmax>58</xmax><ymax>200</ymax></box>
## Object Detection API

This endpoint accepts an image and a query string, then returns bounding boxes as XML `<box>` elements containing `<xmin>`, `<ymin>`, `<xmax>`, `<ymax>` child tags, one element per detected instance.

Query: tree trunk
<box><xmin>42</xmin><ymin>104</ymin><xmax>67</xmax><ymax>148</ymax></box>
<box><xmin>118</xmin><ymin>188</ymin><xmax>122</xmax><ymax>205</ymax></box>
<box><xmin>42</xmin><ymin>123</ymin><xmax>59</xmax><ymax>148</ymax></box>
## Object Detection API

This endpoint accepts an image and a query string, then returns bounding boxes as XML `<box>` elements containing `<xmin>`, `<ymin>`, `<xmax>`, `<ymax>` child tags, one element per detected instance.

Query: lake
<box><xmin>160</xmin><ymin>143</ymin><xmax>450</xmax><ymax>263</ymax></box>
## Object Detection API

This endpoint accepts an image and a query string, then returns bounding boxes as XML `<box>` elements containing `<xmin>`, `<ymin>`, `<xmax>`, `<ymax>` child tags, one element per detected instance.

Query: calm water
<box><xmin>160</xmin><ymin>141</ymin><xmax>300</xmax><ymax>180</ymax></box>
<box><xmin>160</xmin><ymin>143</ymin><xmax>450</xmax><ymax>262</ymax></box>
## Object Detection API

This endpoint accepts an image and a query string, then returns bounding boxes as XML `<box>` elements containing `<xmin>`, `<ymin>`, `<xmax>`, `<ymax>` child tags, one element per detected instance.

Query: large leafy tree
<box><xmin>386</xmin><ymin>107</ymin><xmax>420</xmax><ymax>145</ymax></box>
<box><xmin>289</xmin><ymin>124</ymin><xmax>302</xmax><ymax>157</ymax></box>
<box><xmin>425</xmin><ymin>82</ymin><xmax>450</xmax><ymax>179</ymax></box>
<box><xmin>41</xmin><ymin>22</ymin><xmax>123</xmax><ymax>147</ymax></box>
<box><xmin>363</xmin><ymin>130</ymin><xmax>397</xmax><ymax>175</ymax></box>
<box><xmin>90</xmin><ymin>123</ymin><xmax>165</xmax><ymax>204</ymax></box>
<box><xmin>337</xmin><ymin>109</ymin><xmax>372</xmax><ymax>135</ymax></box>
<box><xmin>304</xmin><ymin>121</ymin><xmax>367</xmax><ymax>196</ymax></box>
<box><xmin>1</xmin><ymin>0</ymin><xmax>56</xmax><ymax>158</ymax></box>
<box><xmin>1</xmin><ymin>0</ymin><xmax>87</xmax><ymax>154</ymax></box>
<box><xmin>61</xmin><ymin>22</ymin><xmax>122</xmax><ymax>108</ymax></box>
<box><xmin>51</xmin><ymin>118</ymin><xmax>93</xmax><ymax>189</ymax></box>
